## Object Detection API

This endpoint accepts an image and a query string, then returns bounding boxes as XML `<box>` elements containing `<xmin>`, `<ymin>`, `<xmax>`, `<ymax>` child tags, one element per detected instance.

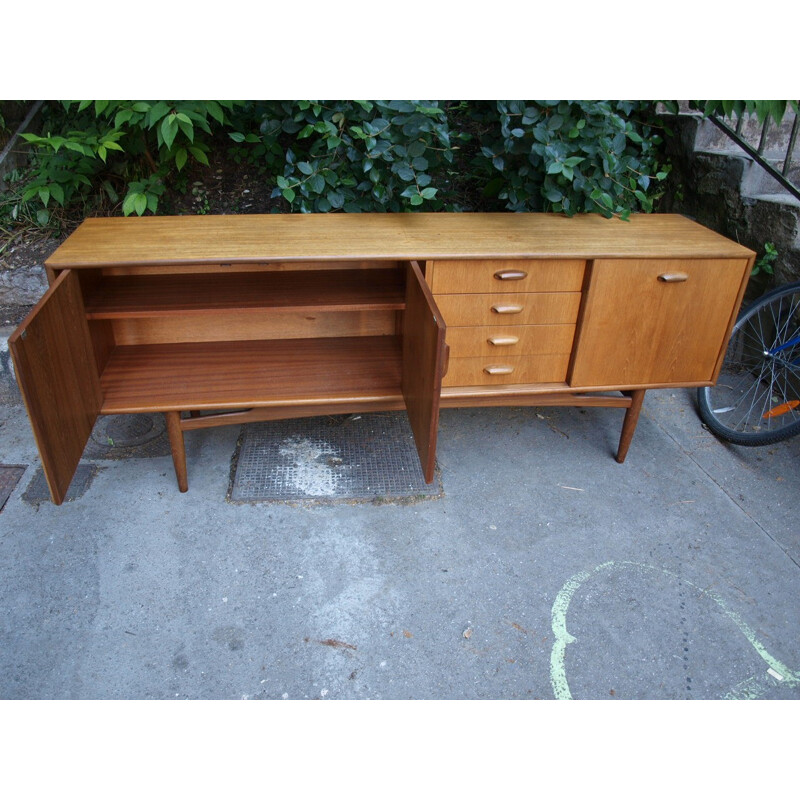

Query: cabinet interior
<box><xmin>75</xmin><ymin>261</ymin><xmax>414</xmax><ymax>414</ymax></box>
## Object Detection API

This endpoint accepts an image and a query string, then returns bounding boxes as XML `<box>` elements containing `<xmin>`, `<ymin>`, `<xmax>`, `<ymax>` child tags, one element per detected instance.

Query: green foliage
<box><xmin>18</xmin><ymin>101</ymin><xmax>241</xmax><ymax>217</ymax></box>
<box><xmin>473</xmin><ymin>101</ymin><xmax>670</xmax><ymax>217</ymax></box>
<box><xmin>686</xmin><ymin>100</ymin><xmax>800</xmax><ymax>127</ymax></box>
<box><xmin>752</xmin><ymin>242</ymin><xmax>778</xmax><ymax>276</ymax></box>
<box><xmin>12</xmin><ymin>100</ymin><xmax>675</xmax><ymax>223</ymax></box>
<box><xmin>236</xmin><ymin>101</ymin><xmax>462</xmax><ymax>212</ymax></box>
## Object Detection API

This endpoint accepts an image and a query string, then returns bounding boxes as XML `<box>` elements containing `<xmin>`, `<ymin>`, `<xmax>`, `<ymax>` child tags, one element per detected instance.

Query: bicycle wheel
<box><xmin>697</xmin><ymin>281</ymin><xmax>800</xmax><ymax>445</ymax></box>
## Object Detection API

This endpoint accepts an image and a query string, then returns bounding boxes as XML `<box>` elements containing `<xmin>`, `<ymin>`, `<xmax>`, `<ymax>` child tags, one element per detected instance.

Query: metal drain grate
<box><xmin>229</xmin><ymin>412</ymin><xmax>442</xmax><ymax>502</ymax></box>
<box><xmin>0</xmin><ymin>465</ymin><xmax>26</xmax><ymax>512</ymax></box>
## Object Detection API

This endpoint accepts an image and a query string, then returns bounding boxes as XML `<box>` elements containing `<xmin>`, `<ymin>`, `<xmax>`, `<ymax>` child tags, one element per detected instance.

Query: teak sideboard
<box><xmin>9</xmin><ymin>213</ymin><xmax>755</xmax><ymax>504</ymax></box>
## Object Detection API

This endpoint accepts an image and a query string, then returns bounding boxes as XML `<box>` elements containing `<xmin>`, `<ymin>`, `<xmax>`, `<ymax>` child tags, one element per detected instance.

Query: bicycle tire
<box><xmin>697</xmin><ymin>280</ymin><xmax>800</xmax><ymax>445</ymax></box>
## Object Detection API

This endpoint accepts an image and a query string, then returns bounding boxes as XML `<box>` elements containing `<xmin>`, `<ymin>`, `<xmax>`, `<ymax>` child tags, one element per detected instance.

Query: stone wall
<box><xmin>659</xmin><ymin>114</ymin><xmax>800</xmax><ymax>297</ymax></box>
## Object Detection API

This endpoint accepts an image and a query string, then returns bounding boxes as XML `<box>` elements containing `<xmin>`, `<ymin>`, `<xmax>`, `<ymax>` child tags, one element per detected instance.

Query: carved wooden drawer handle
<box><xmin>657</xmin><ymin>272</ymin><xmax>689</xmax><ymax>283</ymax></box>
<box><xmin>487</xmin><ymin>335</ymin><xmax>519</xmax><ymax>346</ymax></box>
<box><xmin>491</xmin><ymin>304</ymin><xmax>523</xmax><ymax>314</ymax></box>
<box><xmin>494</xmin><ymin>270</ymin><xmax>528</xmax><ymax>281</ymax></box>
<box><xmin>484</xmin><ymin>365</ymin><xmax>514</xmax><ymax>375</ymax></box>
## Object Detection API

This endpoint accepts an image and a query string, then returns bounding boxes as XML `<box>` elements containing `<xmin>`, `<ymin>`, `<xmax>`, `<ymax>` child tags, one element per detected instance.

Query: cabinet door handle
<box><xmin>488</xmin><ymin>335</ymin><xmax>519</xmax><ymax>346</ymax></box>
<box><xmin>657</xmin><ymin>272</ymin><xmax>689</xmax><ymax>283</ymax></box>
<box><xmin>484</xmin><ymin>365</ymin><xmax>514</xmax><ymax>375</ymax></box>
<box><xmin>494</xmin><ymin>270</ymin><xmax>528</xmax><ymax>281</ymax></box>
<box><xmin>491</xmin><ymin>304</ymin><xmax>523</xmax><ymax>314</ymax></box>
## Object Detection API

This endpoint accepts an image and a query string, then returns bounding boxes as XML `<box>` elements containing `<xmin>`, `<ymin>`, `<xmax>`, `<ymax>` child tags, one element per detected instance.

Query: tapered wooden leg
<box><xmin>616</xmin><ymin>389</ymin><xmax>646</xmax><ymax>463</ymax></box>
<box><xmin>165</xmin><ymin>411</ymin><xmax>188</xmax><ymax>492</ymax></box>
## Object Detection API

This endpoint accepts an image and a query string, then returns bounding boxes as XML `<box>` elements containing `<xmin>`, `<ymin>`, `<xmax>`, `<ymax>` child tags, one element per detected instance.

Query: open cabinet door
<box><xmin>402</xmin><ymin>260</ymin><xmax>446</xmax><ymax>483</ymax></box>
<box><xmin>9</xmin><ymin>270</ymin><xmax>102</xmax><ymax>504</ymax></box>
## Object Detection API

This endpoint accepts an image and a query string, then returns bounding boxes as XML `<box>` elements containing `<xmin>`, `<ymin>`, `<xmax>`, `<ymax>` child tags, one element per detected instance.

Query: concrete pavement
<box><xmin>1</xmin><ymin>386</ymin><xmax>799</xmax><ymax>700</ymax></box>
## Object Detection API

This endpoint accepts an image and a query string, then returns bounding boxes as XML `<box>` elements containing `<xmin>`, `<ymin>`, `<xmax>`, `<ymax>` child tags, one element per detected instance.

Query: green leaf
<box><xmin>177</xmin><ymin>119</ymin><xmax>195</xmax><ymax>143</ymax></box>
<box><xmin>122</xmin><ymin>193</ymin><xmax>137</xmax><ymax>216</ymax></box>
<box><xmin>38</xmin><ymin>186</ymin><xmax>50</xmax><ymax>206</ymax></box>
<box><xmin>308</xmin><ymin>174</ymin><xmax>326</xmax><ymax>193</ymax></box>
<box><xmin>131</xmin><ymin>102</ymin><xmax>151</xmax><ymax>113</ymax></box>
<box><xmin>327</xmin><ymin>190</ymin><xmax>345</xmax><ymax>209</ymax></box>
<box><xmin>133</xmin><ymin>193</ymin><xmax>147</xmax><ymax>216</ymax></box>
<box><xmin>229</xmin><ymin>132</ymin><xmax>246</xmax><ymax>143</ymax></box>
<box><xmin>282</xmin><ymin>187</ymin><xmax>296</xmax><ymax>203</ymax></box>
<box><xmin>409</xmin><ymin>194</ymin><xmax>424</xmax><ymax>206</ymax></box>
<box><xmin>101</xmin><ymin>180</ymin><xmax>119</xmax><ymax>203</ymax></box>
<box><xmin>161</xmin><ymin>116</ymin><xmax>178</xmax><ymax>150</ymax></box>
<box><xmin>146</xmin><ymin>101</ymin><xmax>171</xmax><ymax>128</ymax></box>
<box><xmin>36</xmin><ymin>209</ymin><xmax>50</xmax><ymax>226</ymax></box>
<box><xmin>49</xmin><ymin>183</ymin><xmax>65</xmax><ymax>205</ymax></box>
<box><xmin>188</xmin><ymin>146</ymin><xmax>209</xmax><ymax>166</ymax></box>
<box><xmin>175</xmin><ymin>148</ymin><xmax>188</xmax><ymax>171</ymax></box>
<box><xmin>297</xmin><ymin>161</ymin><xmax>314</xmax><ymax>175</ymax></box>
<box><xmin>420</xmin><ymin>187</ymin><xmax>437</xmax><ymax>199</ymax></box>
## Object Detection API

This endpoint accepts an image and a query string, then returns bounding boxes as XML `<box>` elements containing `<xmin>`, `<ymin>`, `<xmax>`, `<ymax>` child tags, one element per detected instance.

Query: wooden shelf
<box><xmin>84</xmin><ymin>269</ymin><xmax>405</xmax><ymax>319</ymax></box>
<box><xmin>99</xmin><ymin>335</ymin><xmax>404</xmax><ymax>413</ymax></box>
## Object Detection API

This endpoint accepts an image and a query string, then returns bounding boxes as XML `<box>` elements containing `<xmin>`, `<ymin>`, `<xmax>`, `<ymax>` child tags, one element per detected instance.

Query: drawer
<box><xmin>443</xmin><ymin>354</ymin><xmax>571</xmax><ymax>387</ymax></box>
<box><xmin>435</xmin><ymin>292</ymin><xmax>582</xmax><ymax>327</ymax></box>
<box><xmin>429</xmin><ymin>259</ymin><xmax>585</xmax><ymax>294</ymax></box>
<box><xmin>445</xmin><ymin>324</ymin><xmax>576</xmax><ymax>358</ymax></box>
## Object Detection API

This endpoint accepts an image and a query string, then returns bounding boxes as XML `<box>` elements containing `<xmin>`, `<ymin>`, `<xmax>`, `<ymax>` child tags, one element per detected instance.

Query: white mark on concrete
<box><xmin>767</xmin><ymin>668</ymin><xmax>784</xmax><ymax>681</ymax></box>
<box><xmin>320</xmin><ymin>689</ymin><xmax>328</xmax><ymax>697</ymax></box>
<box><xmin>282</xmin><ymin>693</ymin><xmax>289</xmax><ymax>699</ymax></box>
<box><xmin>550</xmin><ymin>560</ymin><xmax>800</xmax><ymax>700</ymax></box>
<box><xmin>277</xmin><ymin>436</ymin><xmax>340</xmax><ymax>496</ymax></box>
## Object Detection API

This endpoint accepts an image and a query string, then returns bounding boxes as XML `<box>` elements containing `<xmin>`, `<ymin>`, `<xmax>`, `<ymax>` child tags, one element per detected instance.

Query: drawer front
<box><xmin>445</xmin><ymin>324</ymin><xmax>576</xmax><ymax>358</ymax></box>
<box><xmin>443</xmin><ymin>354</ymin><xmax>571</xmax><ymax>387</ymax></box>
<box><xmin>430</xmin><ymin>259</ymin><xmax>585</xmax><ymax>294</ymax></box>
<box><xmin>435</xmin><ymin>292</ymin><xmax>581</xmax><ymax>327</ymax></box>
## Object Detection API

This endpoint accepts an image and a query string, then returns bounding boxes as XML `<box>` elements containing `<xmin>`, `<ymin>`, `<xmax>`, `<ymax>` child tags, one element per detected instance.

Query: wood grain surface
<box><xmin>569</xmin><ymin>258</ymin><xmax>751</xmax><ymax>386</ymax></box>
<box><xmin>401</xmin><ymin>260</ymin><xmax>446</xmax><ymax>483</ymax></box>
<box><xmin>444</xmin><ymin>324</ymin><xmax>576</xmax><ymax>358</ymax></box>
<box><xmin>434</xmin><ymin>292</ymin><xmax>582</xmax><ymax>327</ymax></box>
<box><xmin>8</xmin><ymin>270</ymin><xmax>102</xmax><ymax>504</ymax></box>
<box><xmin>46</xmin><ymin>213</ymin><xmax>756</xmax><ymax>268</ymax></box>
<box><xmin>99</xmin><ymin>336</ymin><xmax>405</xmax><ymax>413</ymax></box>
<box><xmin>442</xmin><ymin>354</ymin><xmax>571</xmax><ymax>387</ymax></box>
<box><xmin>84</xmin><ymin>269</ymin><xmax>405</xmax><ymax>317</ymax></box>
<box><xmin>429</xmin><ymin>258</ymin><xmax>585</xmax><ymax>294</ymax></box>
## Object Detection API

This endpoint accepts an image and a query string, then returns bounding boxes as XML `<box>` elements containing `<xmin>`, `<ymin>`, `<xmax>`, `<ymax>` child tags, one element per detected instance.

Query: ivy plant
<box><xmin>474</xmin><ymin>101</ymin><xmax>670</xmax><ymax>218</ymax></box>
<box><xmin>233</xmin><ymin>100</ymin><xmax>464</xmax><ymax>212</ymax></box>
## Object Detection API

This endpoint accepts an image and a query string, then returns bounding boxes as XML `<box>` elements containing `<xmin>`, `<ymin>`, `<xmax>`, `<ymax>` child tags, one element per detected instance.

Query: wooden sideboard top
<box><xmin>46</xmin><ymin>212</ymin><xmax>755</xmax><ymax>268</ymax></box>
